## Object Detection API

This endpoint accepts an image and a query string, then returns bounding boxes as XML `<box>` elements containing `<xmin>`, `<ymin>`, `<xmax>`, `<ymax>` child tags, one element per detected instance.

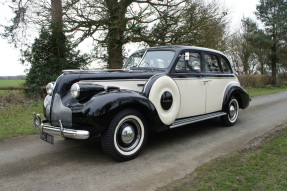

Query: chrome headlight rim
<box><xmin>46</xmin><ymin>82</ymin><xmax>55</xmax><ymax>96</ymax></box>
<box><xmin>71</xmin><ymin>83</ymin><xmax>80</xmax><ymax>98</ymax></box>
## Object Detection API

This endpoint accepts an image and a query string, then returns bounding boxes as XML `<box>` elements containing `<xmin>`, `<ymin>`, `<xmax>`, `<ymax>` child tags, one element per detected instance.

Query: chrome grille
<box><xmin>50</xmin><ymin>93</ymin><xmax>72</xmax><ymax>127</ymax></box>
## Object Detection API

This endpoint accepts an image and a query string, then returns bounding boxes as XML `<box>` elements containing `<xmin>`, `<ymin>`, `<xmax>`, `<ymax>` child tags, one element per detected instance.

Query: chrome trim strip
<box><xmin>33</xmin><ymin>113</ymin><xmax>89</xmax><ymax>140</ymax></box>
<box><xmin>81</xmin><ymin>79</ymin><xmax>148</xmax><ymax>82</ymax></box>
<box><xmin>170</xmin><ymin>112</ymin><xmax>226</xmax><ymax>128</ymax></box>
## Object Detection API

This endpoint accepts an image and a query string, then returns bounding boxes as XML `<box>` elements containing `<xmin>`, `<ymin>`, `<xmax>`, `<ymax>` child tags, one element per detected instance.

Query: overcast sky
<box><xmin>0</xmin><ymin>0</ymin><xmax>259</xmax><ymax>76</ymax></box>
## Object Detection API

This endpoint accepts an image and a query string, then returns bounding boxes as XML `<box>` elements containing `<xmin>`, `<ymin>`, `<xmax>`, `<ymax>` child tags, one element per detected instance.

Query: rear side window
<box><xmin>175</xmin><ymin>52</ymin><xmax>201</xmax><ymax>73</ymax></box>
<box><xmin>221</xmin><ymin>57</ymin><xmax>231</xmax><ymax>73</ymax></box>
<box><xmin>204</xmin><ymin>54</ymin><xmax>221</xmax><ymax>73</ymax></box>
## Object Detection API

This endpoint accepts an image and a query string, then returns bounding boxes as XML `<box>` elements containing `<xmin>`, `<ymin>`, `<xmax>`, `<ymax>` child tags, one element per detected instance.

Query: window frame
<box><xmin>202</xmin><ymin>53</ymin><xmax>223</xmax><ymax>73</ymax></box>
<box><xmin>219</xmin><ymin>56</ymin><xmax>232</xmax><ymax>74</ymax></box>
<box><xmin>173</xmin><ymin>51</ymin><xmax>203</xmax><ymax>74</ymax></box>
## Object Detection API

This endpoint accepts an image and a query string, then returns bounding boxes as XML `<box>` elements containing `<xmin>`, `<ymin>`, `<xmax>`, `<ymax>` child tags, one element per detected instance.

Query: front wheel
<box><xmin>221</xmin><ymin>97</ymin><xmax>239</xmax><ymax>126</ymax></box>
<box><xmin>101</xmin><ymin>109</ymin><xmax>147</xmax><ymax>162</ymax></box>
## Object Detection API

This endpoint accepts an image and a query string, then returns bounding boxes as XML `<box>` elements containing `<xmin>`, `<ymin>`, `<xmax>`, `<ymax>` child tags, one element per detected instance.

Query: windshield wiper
<box><xmin>141</xmin><ymin>60</ymin><xmax>154</xmax><ymax>71</ymax></box>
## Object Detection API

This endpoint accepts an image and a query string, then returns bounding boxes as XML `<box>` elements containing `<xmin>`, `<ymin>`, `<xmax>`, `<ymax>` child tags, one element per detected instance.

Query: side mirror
<box><xmin>184</xmin><ymin>52</ymin><xmax>189</xmax><ymax>61</ymax></box>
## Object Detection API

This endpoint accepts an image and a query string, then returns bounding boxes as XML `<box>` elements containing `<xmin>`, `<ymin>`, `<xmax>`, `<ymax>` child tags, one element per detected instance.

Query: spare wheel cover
<box><xmin>149</xmin><ymin>76</ymin><xmax>180</xmax><ymax>125</ymax></box>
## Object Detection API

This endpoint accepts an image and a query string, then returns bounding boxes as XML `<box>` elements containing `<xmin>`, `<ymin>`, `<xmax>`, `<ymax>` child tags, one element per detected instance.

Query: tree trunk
<box><xmin>105</xmin><ymin>0</ymin><xmax>127</xmax><ymax>69</ymax></box>
<box><xmin>258</xmin><ymin>56</ymin><xmax>265</xmax><ymax>74</ymax></box>
<box><xmin>242</xmin><ymin>56</ymin><xmax>249</xmax><ymax>75</ymax></box>
<box><xmin>107</xmin><ymin>39</ymin><xmax>124</xmax><ymax>69</ymax></box>
<box><xmin>50</xmin><ymin>0</ymin><xmax>65</xmax><ymax>59</ymax></box>
<box><xmin>270</xmin><ymin>43</ymin><xmax>277</xmax><ymax>85</ymax></box>
<box><xmin>51</xmin><ymin>0</ymin><xmax>63</xmax><ymax>31</ymax></box>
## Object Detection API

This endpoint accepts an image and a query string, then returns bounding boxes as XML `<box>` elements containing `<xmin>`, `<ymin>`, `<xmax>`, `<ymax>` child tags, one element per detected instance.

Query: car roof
<box><xmin>133</xmin><ymin>45</ymin><xmax>226</xmax><ymax>56</ymax></box>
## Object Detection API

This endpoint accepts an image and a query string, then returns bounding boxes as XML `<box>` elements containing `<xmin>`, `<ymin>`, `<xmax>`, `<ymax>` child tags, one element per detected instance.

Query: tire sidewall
<box><xmin>101</xmin><ymin>109</ymin><xmax>147</xmax><ymax>161</ymax></box>
<box><xmin>221</xmin><ymin>96</ymin><xmax>239</xmax><ymax>126</ymax></box>
<box><xmin>227</xmin><ymin>98</ymin><xmax>239</xmax><ymax>123</ymax></box>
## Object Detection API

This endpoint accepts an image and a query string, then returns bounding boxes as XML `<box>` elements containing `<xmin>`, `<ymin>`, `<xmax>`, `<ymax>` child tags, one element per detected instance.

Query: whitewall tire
<box><xmin>221</xmin><ymin>97</ymin><xmax>239</xmax><ymax>126</ymax></box>
<box><xmin>101</xmin><ymin>109</ymin><xmax>147</xmax><ymax>162</ymax></box>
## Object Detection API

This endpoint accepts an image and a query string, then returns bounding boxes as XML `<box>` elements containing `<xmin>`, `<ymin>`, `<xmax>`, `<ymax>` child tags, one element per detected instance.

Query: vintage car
<box><xmin>33</xmin><ymin>46</ymin><xmax>250</xmax><ymax>161</ymax></box>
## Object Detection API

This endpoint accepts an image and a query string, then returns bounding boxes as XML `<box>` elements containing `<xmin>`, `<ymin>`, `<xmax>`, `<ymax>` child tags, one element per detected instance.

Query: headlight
<box><xmin>46</xmin><ymin>82</ymin><xmax>55</xmax><ymax>96</ymax></box>
<box><xmin>44</xmin><ymin>95</ymin><xmax>52</xmax><ymax>108</ymax></box>
<box><xmin>71</xmin><ymin>83</ymin><xmax>80</xmax><ymax>98</ymax></box>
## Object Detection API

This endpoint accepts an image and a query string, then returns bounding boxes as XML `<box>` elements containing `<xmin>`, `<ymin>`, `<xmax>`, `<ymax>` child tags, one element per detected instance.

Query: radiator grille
<box><xmin>50</xmin><ymin>93</ymin><xmax>72</xmax><ymax>127</ymax></box>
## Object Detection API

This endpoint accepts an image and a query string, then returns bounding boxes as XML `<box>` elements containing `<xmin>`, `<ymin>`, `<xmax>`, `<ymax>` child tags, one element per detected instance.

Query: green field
<box><xmin>0</xmin><ymin>80</ymin><xmax>25</xmax><ymax>95</ymax></box>
<box><xmin>0</xmin><ymin>80</ymin><xmax>25</xmax><ymax>87</ymax></box>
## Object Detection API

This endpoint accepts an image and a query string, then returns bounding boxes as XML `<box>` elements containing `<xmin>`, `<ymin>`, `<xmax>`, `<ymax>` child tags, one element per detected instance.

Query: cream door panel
<box><xmin>175</xmin><ymin>78</ymin><xmax>206</xmax><ymax>118</ymax></box>
<box><xmin>205</xmin><ymin>77</ymin><xmax>239</xmax><ymax>113</ymax></box>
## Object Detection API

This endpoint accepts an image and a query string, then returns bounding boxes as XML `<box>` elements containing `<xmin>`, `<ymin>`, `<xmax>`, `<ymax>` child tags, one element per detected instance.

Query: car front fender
<box><xmin>76</xmin><ymin>90</ymin><xmax>166</xmax><ymax>133</ymax></box>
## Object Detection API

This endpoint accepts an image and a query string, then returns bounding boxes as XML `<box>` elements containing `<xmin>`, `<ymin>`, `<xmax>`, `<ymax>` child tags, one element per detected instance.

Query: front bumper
<box><xmin>33</xmin><ymin>113</ymin><xmax>90</xmax><ymax>140</ymax></box>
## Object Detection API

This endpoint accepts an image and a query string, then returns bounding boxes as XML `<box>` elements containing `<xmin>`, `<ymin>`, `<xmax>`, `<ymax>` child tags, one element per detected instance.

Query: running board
<box><xmin>170</xmin><ymin>112</ymin><xmax>226</xmax><ymax>128</ymax></box>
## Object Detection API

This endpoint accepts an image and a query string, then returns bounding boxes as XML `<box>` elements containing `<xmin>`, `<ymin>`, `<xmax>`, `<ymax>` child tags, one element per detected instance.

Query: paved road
<box><xmin>1</xmin><ymin>91</ymin><xmax>287</xmax><ymax>191</ymax></box>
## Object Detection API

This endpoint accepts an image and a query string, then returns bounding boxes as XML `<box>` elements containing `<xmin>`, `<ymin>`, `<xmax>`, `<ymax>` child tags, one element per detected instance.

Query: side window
<box><xmin>175</xmin><ymin>52</ymin><xmax>201</xmax><ymax>73</ymax></box>
<box><xmin>221</xmin><ymin>57</ymin><xmax>231</xmax><ymax>73</ymax></box>
<box><xmin>204</xmin><ymin>54</ymin><xmax>221</xmax><ymax>73</ymax></box>
<box><xmin>188</xmin><ymin>53</ymin><xmax>201</xmax><ymax>72</ymax></box>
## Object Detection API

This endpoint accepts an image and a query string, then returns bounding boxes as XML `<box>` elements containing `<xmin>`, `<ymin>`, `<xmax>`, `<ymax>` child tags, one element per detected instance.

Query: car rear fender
<box><xmin>222</xmin><ymin>84</ymin><xmax>250</xmax><ymax>110</ymax></box>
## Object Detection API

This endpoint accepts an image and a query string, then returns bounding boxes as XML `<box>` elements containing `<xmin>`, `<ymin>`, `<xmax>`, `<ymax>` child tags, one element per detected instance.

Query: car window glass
<box><xmin>139</xmin><ymin>51</ymin><xmax>175</xmax><ymax>69</ymax></box>
<box><xmin>204</xmin><ymin>54</ymin><xmax>221</xmax><ymax>73</ymax></box>
<box><xmin>175</xmin><ymin>52</ymin><xmax>201</xmax><ymax>73</ymax></box>
<box><xmin>188</xmin><ymin>53</ymin><xmax>201</xmax><ymax>72</ymax></box>
<box><xmin>221</xmin><ymin>57</ymin><xmax>231</xmax><ymax>73</ymax></box>
<box><xmin>124</xmin><ymin>52</ymin><xmax>144</xmax><ymax>69</ymax></box>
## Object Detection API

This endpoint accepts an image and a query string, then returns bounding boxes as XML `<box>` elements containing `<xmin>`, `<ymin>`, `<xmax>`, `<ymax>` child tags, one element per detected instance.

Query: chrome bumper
<box><xmin>33</xmin><ymin>113</ymin><xmax>89</xmax><ymax>140</ymax></box>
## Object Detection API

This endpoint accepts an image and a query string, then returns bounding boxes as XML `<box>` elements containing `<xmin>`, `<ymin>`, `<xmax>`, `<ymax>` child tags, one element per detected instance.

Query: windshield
<box><xmin>124</xmin><ymin>50</ymin><xmax>175</xmax><ymax>70</ymax></box>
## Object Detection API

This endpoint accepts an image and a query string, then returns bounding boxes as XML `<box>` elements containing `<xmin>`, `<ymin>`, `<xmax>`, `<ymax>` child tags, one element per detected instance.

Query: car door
<box><xmin>172</xmin><ymin>51</ymin><xmax>206</xmax><ymax>118</ymax></box>
<box><xmin>203</xmin><ymin>52</ymin><xmax>236</xmax><ymax>114</ymax></box>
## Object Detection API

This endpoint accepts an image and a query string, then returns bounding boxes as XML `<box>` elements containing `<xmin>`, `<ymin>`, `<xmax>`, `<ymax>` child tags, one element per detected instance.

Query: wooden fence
<box><xmin>0</xmin><ymin>86</ymin><xmax>45</xmax><ymax>90</ymax></box>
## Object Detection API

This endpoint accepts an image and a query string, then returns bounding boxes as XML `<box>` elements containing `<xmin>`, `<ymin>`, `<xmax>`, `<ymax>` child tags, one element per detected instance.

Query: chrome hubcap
<box><xmin>228</xmin><ymin>99</ymin><xmax>239</xmax><ymax>122</ymax></box>
<box><xmin>121</xmin><ymin>126</ymin><xmax>135</xmax><ymax>144</ymax></box>
<box><xmin>229</xmin><ymin>105</ymin><xmax>236</xmax><ymax>118</ymax></box>
<box><xmin>115</xmin><ymin>116</ymin><xmax>143</xmax><ymax>153</ymax></box>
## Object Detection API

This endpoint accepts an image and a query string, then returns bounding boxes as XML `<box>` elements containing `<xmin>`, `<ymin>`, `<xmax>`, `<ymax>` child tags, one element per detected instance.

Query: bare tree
<box><xmin>2</xmin><ymin>0</ymin><xmax>229</xmax><ymax>69</ymax></box>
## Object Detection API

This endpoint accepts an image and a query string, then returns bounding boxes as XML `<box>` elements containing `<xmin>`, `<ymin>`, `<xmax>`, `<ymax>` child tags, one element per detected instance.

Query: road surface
<box><xmin>1</xmin><ymin>91</ymin><xmax>287</xmax><ymax>191</ymax></box>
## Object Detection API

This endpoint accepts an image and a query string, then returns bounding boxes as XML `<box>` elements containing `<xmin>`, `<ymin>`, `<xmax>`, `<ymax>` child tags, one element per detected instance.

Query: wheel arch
<box><xmin>81</xmin><ymin>90</ymin><xmax>166</xmax><ymax>133</ymax></box>
<box><xmin>222</xmin><ymin>84</ymin><xmax>250</xmax><ymax>111</ymax></box>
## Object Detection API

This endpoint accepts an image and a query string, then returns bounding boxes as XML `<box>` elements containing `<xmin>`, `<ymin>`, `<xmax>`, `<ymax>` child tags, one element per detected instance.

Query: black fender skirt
<box><xmin>222</xmin><ymin>84</ymin><xmax>250</xmax><ymax>110</ymax></box>
<box><xmin>71</xmin><ymin>90</ymin><xmax>166</xmax><ymax>135</ymax></box>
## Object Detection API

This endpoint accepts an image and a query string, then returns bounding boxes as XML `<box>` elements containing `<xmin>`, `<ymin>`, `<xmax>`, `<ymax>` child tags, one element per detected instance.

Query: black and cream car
<box><xmin>33</xmin><ymin>46</ymin><xmax>250</xmax><ymax>161</ymax></box>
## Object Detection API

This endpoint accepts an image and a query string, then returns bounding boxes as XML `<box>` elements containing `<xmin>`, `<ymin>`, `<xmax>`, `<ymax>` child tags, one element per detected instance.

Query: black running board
<box><xmin>170</xmin><ymin>112</ymin><xmax>226</xmax><ymax>128</ymax></box>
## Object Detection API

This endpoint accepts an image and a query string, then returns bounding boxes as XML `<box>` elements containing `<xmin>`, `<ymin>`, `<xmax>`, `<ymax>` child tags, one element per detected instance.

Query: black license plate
<box><xmin>40</xmin><ymin>132</ymin><xmax>54</xmax><ymax>144</ymax></box>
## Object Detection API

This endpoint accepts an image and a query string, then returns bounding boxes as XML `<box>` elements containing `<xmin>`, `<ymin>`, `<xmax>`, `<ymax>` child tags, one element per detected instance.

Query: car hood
<box><xmin>54</xmin><ymin>69</ymin><xmax>165</xmax><ymax>98</ymax></box>
<box><xmin>63</xmin><ymin>69</ymin><xmax>164</xmax><ymax>80</ymax></box>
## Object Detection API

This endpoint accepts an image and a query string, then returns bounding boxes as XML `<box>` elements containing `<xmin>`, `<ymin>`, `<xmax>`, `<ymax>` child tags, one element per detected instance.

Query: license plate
<box><xmin>40</xmin><ymin>132</ymin><xmax>54</xmax><ymax>144</ymax></box>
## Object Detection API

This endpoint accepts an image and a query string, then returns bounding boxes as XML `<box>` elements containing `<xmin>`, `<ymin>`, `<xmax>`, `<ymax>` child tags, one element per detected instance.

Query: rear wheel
<box><xmin>101</xmin><ymin>109</ymin><xmax>147</xmax><ymax>162</ymax></box>
<box><xmin>221</xmin><ymin>97</ymin><xmax>239</xmax><ymax>126</ymax></box>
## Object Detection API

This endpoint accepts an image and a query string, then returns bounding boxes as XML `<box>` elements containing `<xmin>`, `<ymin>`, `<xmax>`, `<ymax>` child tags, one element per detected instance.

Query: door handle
<box><xmin>202</xmin><ymin>79</ymin><xmax>212</xmax><ymax>84</ymax></box>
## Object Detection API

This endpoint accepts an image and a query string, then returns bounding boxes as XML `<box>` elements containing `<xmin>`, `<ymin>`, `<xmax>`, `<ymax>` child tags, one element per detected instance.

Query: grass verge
<box><xmin>0</xmin><ymin>101</ymin><xmax>42</xmax><ymax>141</ymax></box>
<box><xmin>157</xmin><ymin>126</ymin><xmax>287</xmax><ymax>191</ymax></box>
<box><xmin>246</xmin><ymin>84</ymin><xmax>287</xmax><ymax>97</ymax></box>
